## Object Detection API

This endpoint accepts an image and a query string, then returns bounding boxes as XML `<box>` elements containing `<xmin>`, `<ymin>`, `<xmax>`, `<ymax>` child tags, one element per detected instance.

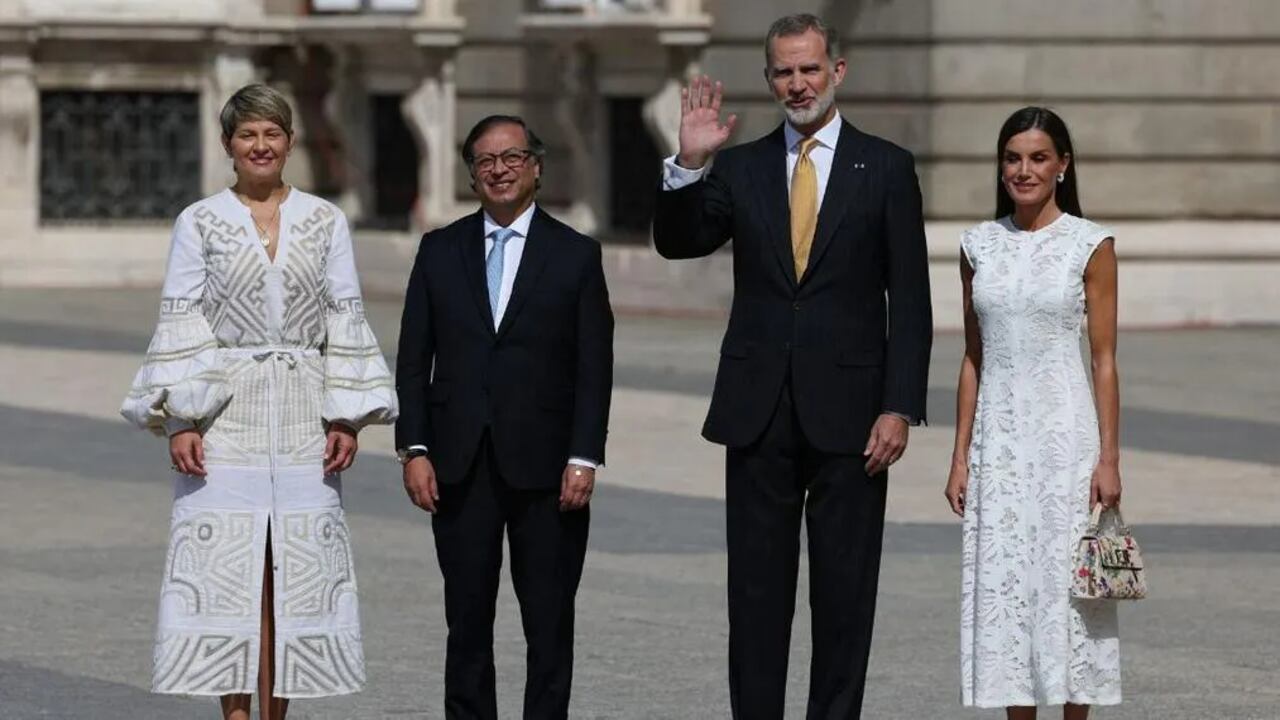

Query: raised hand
<box><xmin>677</xmin><ymin>75</ymin><xmax>737</xmax><ymax>170</ymax></box>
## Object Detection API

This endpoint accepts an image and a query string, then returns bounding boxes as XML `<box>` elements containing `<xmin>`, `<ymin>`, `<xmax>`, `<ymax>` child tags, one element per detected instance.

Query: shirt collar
<box><xmin>483</xmin><ymin>202</ymin><xmax>537</xmax><ymax>240</ymax></box>
<box><xmin>784</xmin><ymin>111</ymin><xmax>843</xmax><ymax>154</ymax></box>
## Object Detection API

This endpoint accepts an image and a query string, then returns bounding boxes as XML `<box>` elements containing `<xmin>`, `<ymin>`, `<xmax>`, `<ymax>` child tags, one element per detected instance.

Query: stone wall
<box><xmin>0</xmin><ymin>0</ymin><xmax>1276</xmax><ymax>328</ymax></box>
<box><xmin>695</xmin><ymin>0</ymin><xmax>1280</xmax><ymax>221</ymax></box>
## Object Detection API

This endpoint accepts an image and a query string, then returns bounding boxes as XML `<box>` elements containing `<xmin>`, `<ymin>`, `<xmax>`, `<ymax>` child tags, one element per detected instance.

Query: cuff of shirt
<box><xmin>568</xmin><ymin>456</ymin><xmax>600</xmax><ymax>470</ymax></box>
<box><xmin>662</xmin><ymin>155</ymin><xmax>707</xmax><ymax>191</ymax></box>
<box><xmin>164</xmin><ymin>417</ymin><xmax>197</xmax><ymax>437</ymax></box>
<box><xmin>883</xmin><ymin>411</ymin><xmax>921</xmax><ymax>427</ymax></box>
<box><xmin>406</xmin><ymin>444</ymin><xmax>428</xmax><ymax>454</ymax></box>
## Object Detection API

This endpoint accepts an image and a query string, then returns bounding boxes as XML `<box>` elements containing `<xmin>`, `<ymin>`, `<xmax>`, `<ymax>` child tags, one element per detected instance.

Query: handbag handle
<box><xmin>1087</xmin><ymin>504</ymin><xmax>1131</xmax><ymax>535</ymax></box>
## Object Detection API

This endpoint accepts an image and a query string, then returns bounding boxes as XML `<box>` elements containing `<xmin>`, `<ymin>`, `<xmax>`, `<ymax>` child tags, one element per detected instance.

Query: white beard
<box><xmin>780</xmin><ymin>84</ymin><xmax>836</xmax><ymax>127</ymax></box>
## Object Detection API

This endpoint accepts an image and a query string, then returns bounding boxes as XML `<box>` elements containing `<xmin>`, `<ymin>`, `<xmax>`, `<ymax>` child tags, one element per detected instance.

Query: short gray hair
<box><xmin>219</xmin><ymin>83</ymin><xmax>293</xmax><ymax>141</ymax></box>
<box><xmin>765</xmin><ymin>13</ymin><xmax>841</xmax><ymax>64</ymax></box>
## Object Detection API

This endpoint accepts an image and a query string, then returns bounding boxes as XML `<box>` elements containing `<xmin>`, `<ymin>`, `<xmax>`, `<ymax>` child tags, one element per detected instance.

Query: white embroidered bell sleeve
<box><xmin>120</xmin><ymin>209</ymin><xmax>231</xmax><ymax>437</ymax></box>
<box><xmin>321</xmin><ymin>209</ymin><xmax>398</xmax><ymax>431</ymax></box>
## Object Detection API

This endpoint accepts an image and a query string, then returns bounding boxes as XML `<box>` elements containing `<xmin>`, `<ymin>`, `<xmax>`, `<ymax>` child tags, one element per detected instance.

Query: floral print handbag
<box><xmin>1071</xmin><ymin>505</ymin><xmax>1148</xmax><ymax>600</ymax></box>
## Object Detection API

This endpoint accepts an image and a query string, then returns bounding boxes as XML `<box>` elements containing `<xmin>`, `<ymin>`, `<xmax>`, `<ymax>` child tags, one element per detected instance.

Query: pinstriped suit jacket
<box><xmin>654</xmin><ymin>120</ymin><xmax>932</xmax><ymax>453</ymax></box>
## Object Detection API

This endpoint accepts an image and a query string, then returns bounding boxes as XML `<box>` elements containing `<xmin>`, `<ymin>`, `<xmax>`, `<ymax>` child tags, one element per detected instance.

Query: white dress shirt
<box><xmin>662</xmin><ymin>111</ymin><xmax>844</xmax><ymax>210</ymax></box>
<box><xmin>406</xmin><ymin>201</ymin><xmax>600</xmax><ymax>469</ymax></box>
<box><xmin>482</xmin><ymin>203</ymin><xmax>535</xmax><ymax>329</ymax></box>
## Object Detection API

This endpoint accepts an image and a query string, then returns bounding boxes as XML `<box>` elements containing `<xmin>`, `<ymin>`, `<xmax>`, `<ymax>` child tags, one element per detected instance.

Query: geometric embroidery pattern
<box><xmin>281</xmin><ymin>204</ymin><xmax>333</xmax><ymax>347</ymax></box>
<box><xmin>324</xmin><ymin>299</ymin><xmax>395</xmax><ymax>395</ymax></box>
<box><xmin>279</xmin><ymin>509</ymin><xmax>357</xmax><ymax>618</ymax></box>
<box><xmin>128</xmin><ymin>190</ymin><xmax>390</xmax><ymax>698</ymax></box>
<box><xmin>279</xmin><ymin>629</ymin><xmax>365</xmax><ymax>697</ymax></box>
<box><xmin>153</xmin><ymin>632</ymin><xmax>254</xmax><ymax>695</ymax></box>
<box><xmin>195</xmin><ymin>205</ymin><xmax>271</xmax><ymax>347</ymax></box>
<box><xmin>162</xmin><ymin>511</ymin><xmax>257</xmax><ymax>617</ymax></box>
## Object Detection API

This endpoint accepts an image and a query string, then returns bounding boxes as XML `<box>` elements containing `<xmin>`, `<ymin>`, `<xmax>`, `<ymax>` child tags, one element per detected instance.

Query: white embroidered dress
<box><xmin>121</xmin><ymin>188</ymin><xmax>397</xmax><ymax>698</ymax></box>
<box><xmin>959</xmin><ymin>213</ymin><xmax>1121</xmax><ymax>708</ymax></box>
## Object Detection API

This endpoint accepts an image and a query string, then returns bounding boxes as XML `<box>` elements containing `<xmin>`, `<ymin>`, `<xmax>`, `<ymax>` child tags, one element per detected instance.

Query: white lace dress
<box><xmin>121</xmin><ymin>189</ymin><xmax>397</xmax><ymax>698</ymax></box>
<box><xmin>959</xmin><ymin>213</ymin><xmax>1121</xmax><ymax>708</ymax></box>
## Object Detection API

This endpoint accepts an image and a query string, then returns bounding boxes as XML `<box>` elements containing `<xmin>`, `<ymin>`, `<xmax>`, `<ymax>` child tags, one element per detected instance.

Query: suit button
<box><xmin>783</xmin><ymin>341</ymin><xmax>791</xmax><ymax>350</ymax></box>
<box><xmin>792</xmin><ymin>301</ymin><xmax>801</xmax><ymax>311</ymax></box>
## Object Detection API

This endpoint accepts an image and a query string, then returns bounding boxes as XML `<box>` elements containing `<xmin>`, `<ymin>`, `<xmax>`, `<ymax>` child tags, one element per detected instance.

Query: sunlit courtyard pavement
<box><xmin>1</xmin><ymin>288</ymin><xmax>1277</xmax><ymax>719</ymax></box>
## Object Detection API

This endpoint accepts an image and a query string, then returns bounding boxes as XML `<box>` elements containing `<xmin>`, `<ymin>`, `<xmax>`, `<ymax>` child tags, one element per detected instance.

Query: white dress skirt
<box><xmin>121</xmin><ymin>188</ymin><xmax>397</xmax><ymax>698</ymax></box>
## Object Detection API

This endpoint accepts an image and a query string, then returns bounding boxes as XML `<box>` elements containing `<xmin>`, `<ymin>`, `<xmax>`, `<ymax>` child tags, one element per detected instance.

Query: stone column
<box><xmin>401</xmin><ymin>51</ymin><xmax>458</xmax><ymax>230</ymax></box>
<box><xmin>642</xmin><ymin>44</ymin><xmax>702</xmax><ymax>158</ymax></box>
<box><xmin>0</xmin><ymin>46</ymin><xmax>38</xmax><ymax>249</ymax></box>
<box><xmin>419</xmin><ymin>0</ymin><xmax>459</xmax><ymax>19</ymax></box>
<box><xmin>551</xmin><ymin>41</ymin><xmax>601</xmax><ymax>235</ymax></box>
<box><xmin>666</xmin><ymin>0</ymin><xmax>705</xmax><ymax>17</ymax></box>
<box><xmin>203</xmin><ymin>46</ymin><xmax>257</xmax><ymax>195</ymax></box>
<box><xmin>330</xmin><ymin>44</ymin><xmax>370</xmax><ymax>221</ymax></box>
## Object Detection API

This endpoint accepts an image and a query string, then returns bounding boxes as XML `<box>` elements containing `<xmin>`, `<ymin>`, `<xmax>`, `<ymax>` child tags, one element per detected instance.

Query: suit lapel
<box><xmin>496</xmin><ymin>207</ymin><xmax>553</xmax><ymax>339</ymax></box>
<box><xmin>459</xmin><ymin>211</ymin><xmax>497</xmax><ymax>336</ymax></box>
<box><xmin>747</xmin><ymin>126</ymin><xmax>798</xmax><ymax>286</ymax></box>
<box><xmin>803</xmin><ymin>121</ymin><xmax>867</xmax><ymax>285</ymax></box>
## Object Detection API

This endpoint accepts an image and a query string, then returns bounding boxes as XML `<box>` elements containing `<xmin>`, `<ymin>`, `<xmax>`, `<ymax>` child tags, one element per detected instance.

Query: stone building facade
<box><xmin>1</xmin><ymin>0</ymin><xmax>1277</xmax><ymax>326</ymax></box>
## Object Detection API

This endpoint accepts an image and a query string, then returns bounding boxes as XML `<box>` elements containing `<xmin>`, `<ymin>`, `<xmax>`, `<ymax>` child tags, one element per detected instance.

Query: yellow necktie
<box><xmin>790</xmin><ymin>137</ymin><xmax>820</xmax><ymax>280</ymax></box>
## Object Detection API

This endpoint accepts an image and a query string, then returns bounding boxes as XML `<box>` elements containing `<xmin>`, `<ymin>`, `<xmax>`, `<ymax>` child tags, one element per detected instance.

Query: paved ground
<box><xmin>0</xmin><ymin>288</ymin><xmax>1277</xmax><ymax>719</ymax></box>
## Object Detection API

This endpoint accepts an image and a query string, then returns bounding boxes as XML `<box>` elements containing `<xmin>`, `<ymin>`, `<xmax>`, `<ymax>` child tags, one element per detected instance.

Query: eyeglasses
<box><xmin>471</xmin><ymin>148</ymin><xmax>535</xmax><ymax>174</ymax></box>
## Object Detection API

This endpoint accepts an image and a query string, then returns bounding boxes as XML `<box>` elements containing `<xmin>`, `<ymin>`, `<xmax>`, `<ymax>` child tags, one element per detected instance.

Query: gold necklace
<box><xmin>237</xmin><ymin>187</ymin><xmax>284</xmax><ymax>248</ymax></box>
<box><xmin>253</xmin><ymin>204</ymin><xmax>279</xmax><ymax>247</ymax></box>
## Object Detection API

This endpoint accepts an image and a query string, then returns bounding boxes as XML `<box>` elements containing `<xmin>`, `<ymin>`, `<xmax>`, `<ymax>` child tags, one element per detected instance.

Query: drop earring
<box><xmin>1056</xmin><ymin>172</ymin><xmax>1066</xmax><ymax>183</ymax></box>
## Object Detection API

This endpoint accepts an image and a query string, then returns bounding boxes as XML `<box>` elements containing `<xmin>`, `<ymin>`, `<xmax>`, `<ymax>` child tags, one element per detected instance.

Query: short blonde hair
<box><xmin>219</xmin><ymin>83</ymin><xmax>293</xmax><ymax>141</ymax></box>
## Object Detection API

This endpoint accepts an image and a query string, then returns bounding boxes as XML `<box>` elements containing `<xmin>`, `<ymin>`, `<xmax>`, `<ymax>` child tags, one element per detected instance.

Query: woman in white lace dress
<box><xmin>121</xmin><ymin>84</ymin><xmax>397</xmax><ymax>720</ymax></box>
<box><xmin>945</xmin><ymin>107</ymin><xmax>1123</xmax><ymax>718</ymax></box>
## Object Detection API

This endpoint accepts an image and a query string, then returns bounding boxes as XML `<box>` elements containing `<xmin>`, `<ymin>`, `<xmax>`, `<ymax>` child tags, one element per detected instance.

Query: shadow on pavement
<box><xmin>0</xmin><ymin>660</ymin><xmax>206</xmax><ymax>720</ymax></box>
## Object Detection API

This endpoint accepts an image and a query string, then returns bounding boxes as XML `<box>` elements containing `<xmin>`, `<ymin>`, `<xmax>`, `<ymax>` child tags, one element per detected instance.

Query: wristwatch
<box><xmin>397</xmin><ymin>447</ymin><xmax>428</xmax><ymax>465</ymax></box>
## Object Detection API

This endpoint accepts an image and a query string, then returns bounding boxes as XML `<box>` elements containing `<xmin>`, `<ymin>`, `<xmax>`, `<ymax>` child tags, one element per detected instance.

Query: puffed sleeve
<box><xmin>321</xmin><ymin>208</ymin><xmax>398</xmax><ymax>430</ymax></box>
<box><xmin>120</xmin><ymin>209</ymin><xmax>231</xmax><ymax>437</ymax></box>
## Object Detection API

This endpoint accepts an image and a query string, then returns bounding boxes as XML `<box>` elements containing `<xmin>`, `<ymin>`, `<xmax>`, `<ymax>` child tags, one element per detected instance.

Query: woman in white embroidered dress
<box><xmin>121</xmin><ymin>84</ymin><xmax>397</xmax><ymax>720</ymax></box>
<box><xmin>945</xmin><ymin>107</ymin><xmax>1123</xmax><ymax>718</ymax></box>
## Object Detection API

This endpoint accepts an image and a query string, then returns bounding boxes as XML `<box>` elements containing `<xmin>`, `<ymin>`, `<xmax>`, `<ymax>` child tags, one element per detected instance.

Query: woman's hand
<box><xmin>944</xmin><ymin>461</ymin><xmax>968</xmax><ymax>518</ymax></box>
<box><xmin>1091</xmin><ymin>461</ymin><xmax>1122</xmax><ymax>509</ymax></box>
<box><xmin>169</xmin><ymin>429</ymin><xmax>206</xmax><ymax>476</ymax></box>
<box><xmin>324</xmin><ymin>423</ymin><xmax>359</xmax><ymax>474</ymax></box>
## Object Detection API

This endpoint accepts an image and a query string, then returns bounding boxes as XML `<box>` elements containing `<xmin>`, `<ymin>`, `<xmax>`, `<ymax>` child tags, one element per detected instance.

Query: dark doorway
<box><xmin>607</xmin><ymin>97</ymin><xmax>662</xmax><ymax>242</ymax></box>
<box><xmin>370</xmin><ymin>94</ymin><xmax>418</xmax><ymax>229</ymax></box>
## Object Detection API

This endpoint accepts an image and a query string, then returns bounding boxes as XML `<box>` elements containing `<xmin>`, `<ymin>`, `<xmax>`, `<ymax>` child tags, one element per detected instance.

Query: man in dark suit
<box><xmin>395</xmin><ymin>115</ymin><xmax>613</xmax><ymax>720</ymax></box>
<box><xmin>652</xmin><ymin>14</ymin><xmax>932</xmax><ymax>719</ymax></box>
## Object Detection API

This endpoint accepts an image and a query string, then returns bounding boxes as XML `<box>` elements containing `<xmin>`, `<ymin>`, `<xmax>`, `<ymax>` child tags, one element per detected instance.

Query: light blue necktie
<box><xmin>486</xmin><ymin>227</ymin><xmax>516</xmax><ymax>322</ymax></box>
